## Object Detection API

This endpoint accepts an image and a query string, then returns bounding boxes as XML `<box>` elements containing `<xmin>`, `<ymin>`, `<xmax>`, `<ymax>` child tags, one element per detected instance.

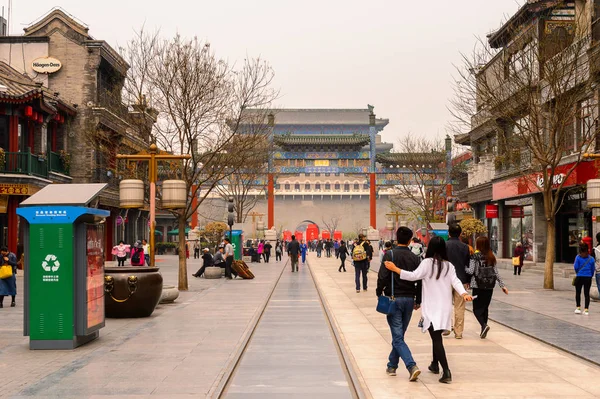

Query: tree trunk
<box><xmin>178</xmin><ymin>214</ymin><xmax>189</xmax><ymax>291</ymax></box>
<box><xmin>542</xmin><ymin>190</ymin><xmax>555</xmax><ymax>290</ymax></box>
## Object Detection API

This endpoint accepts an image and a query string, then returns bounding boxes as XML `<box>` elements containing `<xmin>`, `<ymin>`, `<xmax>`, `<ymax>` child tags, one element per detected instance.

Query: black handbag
<box><xmin>376</xmin><ymin>251</ymin><xmax>395</xmax><ymax>315</ymax></box>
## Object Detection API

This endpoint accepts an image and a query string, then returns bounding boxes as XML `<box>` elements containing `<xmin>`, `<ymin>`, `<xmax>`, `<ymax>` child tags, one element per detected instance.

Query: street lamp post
<box><xmin>248</xmin><ymin>211</ymin><xmax>265</xmax><ymax>240</ymax></box>
<box><xmin>116</xmin><ymin>144</ymin><xmax>191</xmax><ymax>267</ymax></box>
<box><xmin>386</xmin><ymin>210</ymin><xmax>407</xmax><ymax>243</ymax></box>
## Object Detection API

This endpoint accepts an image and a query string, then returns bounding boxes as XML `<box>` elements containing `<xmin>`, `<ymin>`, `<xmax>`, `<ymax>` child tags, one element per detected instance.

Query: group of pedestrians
<box><xmin>112</xmin><ymin>239</ymin><xmax>150</xmax><ymax>266</ymax></box>
<box><xmin>192</xmin><ymin>237</ymin><xmax>236</xmax><ymax>279</ymax></box>
<box><xmin>377</xmin><ymin>223</ymin><xmax>508</xmax><ymax>384</ymax></box>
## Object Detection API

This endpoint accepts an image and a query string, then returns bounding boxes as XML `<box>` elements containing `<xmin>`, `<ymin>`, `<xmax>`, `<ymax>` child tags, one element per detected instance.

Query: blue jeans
<box><xmin>596</xmin><ymin>274</ymin><xmax>600</xmax><ymax>294</ymax></box>
<box><xmin>145</xmin><ymin>254</ymin><xmax>150</xmax><ymax>266</ymax></box>
<box><xmin>387</xmin><ymin>297</ymin><xmax>416</xmax><ymax>370</ymax></box>
<box><xmin>354</xmin><ymin>262</ymin><xmax>368</xmax><ymax>290</ymax></box>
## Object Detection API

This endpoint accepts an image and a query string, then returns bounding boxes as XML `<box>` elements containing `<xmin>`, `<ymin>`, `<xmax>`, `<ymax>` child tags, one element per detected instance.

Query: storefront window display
<box><xmin>508</xmin><ymin>205</ymin><xmax>533</xmax><ymax>261</ymax></box>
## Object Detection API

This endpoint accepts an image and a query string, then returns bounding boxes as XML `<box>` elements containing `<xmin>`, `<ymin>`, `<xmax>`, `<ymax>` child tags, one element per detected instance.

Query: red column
<box><xmin>190</xmin><ymin>184</ymin><xmax>198</xmax><ymax>229</ymax></box>
<box><xmin>9</xmin><ymin>116</ymin><xmax>18</xmax><ymax>152</ymax></box>
<box><xmin>105</xmin><ymin>214</ymin><xmax>114</xmax><ymax>261</ymax></box>
<box><xmin>7</xmin><ymin>197</ymin><xmax>18</xmax><ymax>254</ymax></box>
<box><xmin>268</xmin><ymin>173</ymin><xmax>274</xmax><ymax>229</ymax></box>
<box><xmin>369</xmin><ymin>173</ymin><xmax>376</xmax><ymax>229</ymax></box>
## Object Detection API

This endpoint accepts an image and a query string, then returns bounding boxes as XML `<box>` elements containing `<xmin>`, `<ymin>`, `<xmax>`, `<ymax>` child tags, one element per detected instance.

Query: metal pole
<box><xmin>149</xmin><ymin>146</ymin><xmax>156</xmax><ymax>268</ymax></box>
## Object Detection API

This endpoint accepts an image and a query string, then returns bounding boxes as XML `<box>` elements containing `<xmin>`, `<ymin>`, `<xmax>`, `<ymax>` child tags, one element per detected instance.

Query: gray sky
<box><xmin>7</xmin><ymin>0</ymin><xmax>523</xmax><ymax>145</ymax></box>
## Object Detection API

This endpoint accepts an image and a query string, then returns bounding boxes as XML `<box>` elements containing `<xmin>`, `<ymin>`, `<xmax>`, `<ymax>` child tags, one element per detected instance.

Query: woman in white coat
<box><xmin>385</xmin><ymin>236</ymin><xmax>472</xmax><ymax>384</ymax></box>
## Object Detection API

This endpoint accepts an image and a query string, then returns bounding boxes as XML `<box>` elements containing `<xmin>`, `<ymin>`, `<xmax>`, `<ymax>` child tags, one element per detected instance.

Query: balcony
<box><xmin>0</xmin><ymin>151</ymin><xmax>71</xmax><ymax>179</ymax></box>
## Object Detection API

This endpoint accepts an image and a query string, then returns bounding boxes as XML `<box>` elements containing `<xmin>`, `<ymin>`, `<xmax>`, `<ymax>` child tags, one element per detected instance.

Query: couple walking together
<box><xmin>377</xmin><ymin>224</ymin><xmax>508</xmax><ymax>383</ymax></box>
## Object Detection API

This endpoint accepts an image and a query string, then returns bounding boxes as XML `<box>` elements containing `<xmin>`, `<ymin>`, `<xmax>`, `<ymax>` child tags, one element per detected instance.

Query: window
<box><xmin>344</xmin><ymin>183</ymin><xmax>350</xmax><ymax>192</ymax></box>
<box><xmin>325</xmin><ymin>183</ymin><xmax>331</xmax><ymax>190</ymax></box>
<box><xmin>577</xmin><ymin>98</ymin><xmax>594</xmax><ymax>151</ymax></box>
<box><xmin>305</xmin><ymin>183</ymin><xmax>311</xmax><ymax>190</ymax></box>
<box><xmin>325</xmin><ymin>173</ymin><xmax>331</xmax><ymax>177</ymax></box>
<box><xmin>294</xmin><ymin>183</ymin><xmax>300</xmax><ymax>191</ymax></box>
<box><xmin>334</xmin><ymin>183</ymin><xmax>340</xmax><ymax>190</ymax></box>
<box><xmin>315</xmin><ymin>173</ymin><xmax>320</xmax><ymax>177</ymax></box>
<box><xmin>284</xmin><ymin>184</ymin><xmax>290</xmax><ymax>190</ymax></box>
<box><xmin>363</xmin><ymin>183</ymin><xmax>369</xmax><ymax>190</ymax></box>
<box><xmin>354</xmin><ymin>183</ymin><xmax>360</xmax><ymax>190</ymax></box>
<box><xmin>315</xmin><ymin>183</ymin><xmax>321</xmax><ymax>190</ymax></box>
<box><xmin>335</xmin><ymin>173</ymin><xmax>341</xmax><ymax>176</ymax></box>
<box><xmin>275</xmin><ymin>184</ymin><xmax>281</xmax><ymax>190</ymax></box>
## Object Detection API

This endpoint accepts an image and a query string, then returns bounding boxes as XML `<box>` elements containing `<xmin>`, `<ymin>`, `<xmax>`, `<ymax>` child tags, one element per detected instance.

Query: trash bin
<box><xmin>227</xmin><ymin>230</ymin><xmax>243</xmax><ymax>260</ymax></box>
<box><xmin>17</xmin><ymin>183</ymin><xmax>110</xmax><ymax>350</ymax></box>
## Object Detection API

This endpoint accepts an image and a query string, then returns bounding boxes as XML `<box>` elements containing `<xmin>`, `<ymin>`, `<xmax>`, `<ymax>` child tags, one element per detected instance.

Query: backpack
<box><xmin>352</xmin><ymin>242</ymin><xmax>367</xmax><ymax>262</ymax></box>
<box><xmin>131</xmin><ymin>249</ymin><xmax>141</xmax><ymax>264</ymax></box>
<box><xmin>475</xmin><ymin>256</ymin><xmax>496</xmax><ymax>289</ymax></box>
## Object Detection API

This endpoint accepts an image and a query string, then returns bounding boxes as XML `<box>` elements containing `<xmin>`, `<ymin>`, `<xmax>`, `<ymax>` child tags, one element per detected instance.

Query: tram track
<box><xmin>214</xmin><ymin>257</ymin><xmax>364</xmax><ymax>398</ymax></box>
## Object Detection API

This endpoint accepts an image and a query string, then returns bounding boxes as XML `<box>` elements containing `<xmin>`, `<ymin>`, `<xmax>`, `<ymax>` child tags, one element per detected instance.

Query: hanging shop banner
<box><xmin>511</xmin><ymin>207</ymin><xmax>524</xmax><ymax>218</ymax></box>
<box><xmin>0</xmin><ymin>184</ymin><xmax>30</xmax><ymax>195</ymax></box>
<box><xmin>485</xmin><ymin>204</ymin><xmax>499</xmax><ymax>219</ymax></box>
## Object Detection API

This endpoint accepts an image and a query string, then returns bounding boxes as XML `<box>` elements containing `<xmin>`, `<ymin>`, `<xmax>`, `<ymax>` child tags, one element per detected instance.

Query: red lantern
<box><xmin>38</xmin><ymin>114</ymin><xmax>44</xmax><ymax>123</ymax></box>
<box><xmin>24</xmin><ymin>106</ymin><xmax>33</xmax><ymax>117</ymax></box>
<box><xmin>59</xmin><ymin>115</ymin><xmax>65</xmax><ymax>123</ymax></box>
<box><xmin>32</xmin><ymin>111</ymin><xmax>37</xmax><ymax>120</ymax></box>
<box><xmin>54</xmin><ymin>114</ymin><xmax>60</xmax><ymax>121</ymax></box>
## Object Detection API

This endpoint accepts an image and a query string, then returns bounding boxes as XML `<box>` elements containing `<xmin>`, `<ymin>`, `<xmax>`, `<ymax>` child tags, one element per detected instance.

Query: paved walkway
<box><xmin>0</xmin><ymin>255</ymin><xmax>286</xmax><ymax>398</ymax></box>
<box><xmin>223</xmin><ymin>261</ymin><xmax>353</xmax><ymax>398</ymax></box>
<box><xmin>308</xmin><ymin>253</ymin><xmax>600</xmax><ymax>398</ymax></box>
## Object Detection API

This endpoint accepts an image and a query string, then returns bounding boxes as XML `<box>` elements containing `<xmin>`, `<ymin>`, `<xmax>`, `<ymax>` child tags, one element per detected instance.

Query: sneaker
<box><xmin>455</xmin><ymin>334</ymin><xmax>463</xmax><ymax>339</ymax></box>
<box><xmin>583</xmin><ymin>309</ymin><xmax>589</xmax><ymax>315</ymax></box>
<box><xmin>428</xmin><ymin>362</ymin><xmax>440</xmax><ymax>374</ymax></box>
<box><xmin>386</xmin><ymin>367</ymin><xmax>397</xmax><ymax>376</ymax></box>
<box><xmin>356</xmin><ymin>290</ymin><xmax>360</xmax><ymax>293</ymax></box>
<box><xmin>409</xmin><ymin>366</ymin><xmax>421</xmax><ymax>382</ymax></box>
<box><xmin>10</xmin><ymin>301</ymin><xmax>15</xmax><ymax>307</ymax></box>
<box><xmin>575</xmin><ymin>308</ymin><xmax>582</xmax><ymax>314</ymax></box>
<box><xmin>480</xmin><ymin>325</ymin><xmax>490</xmax><ymax>339</ymax></box>
<box><xmin>442</xmin><ymin>329</ymin><xmax>451</xmax><ymax>336</ymax></box>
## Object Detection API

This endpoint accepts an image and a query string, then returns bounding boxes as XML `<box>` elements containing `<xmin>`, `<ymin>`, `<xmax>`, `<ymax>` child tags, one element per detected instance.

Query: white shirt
<box><xmin>400</xmin><ymin>258</ymin><xmax>467</xmax><ymax>332</ymax></box>
<box><xmin>225</xmin><ymin>243</ymin><xmax>234</xmax><ymax>257</ymax></box>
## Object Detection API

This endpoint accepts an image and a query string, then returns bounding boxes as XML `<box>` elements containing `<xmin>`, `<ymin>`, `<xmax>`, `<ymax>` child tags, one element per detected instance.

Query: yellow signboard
<box><xmin>315</xmin><ymin>160</ymin><xmax>330</xmax><ymax>167</ymax></box>
<box><xmin>0</xmin><ymin>184</ymin><xmax>30</xmax><ymax>195</ymax></box>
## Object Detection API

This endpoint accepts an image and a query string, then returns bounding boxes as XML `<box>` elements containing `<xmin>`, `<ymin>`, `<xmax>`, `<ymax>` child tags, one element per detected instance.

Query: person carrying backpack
<box><xmin>130</xmin><ymin>240</ymin><xmax>145</xmax><ymax>266</ymax></box>
<box><xmin>353</xmin><ymin>234</ymin><xmax>371</xmax><ymax>293</ymax></box>
<box><xmin>465</xmin><ymin>236</ymin><xmax>508</xmax><ymax>339</ymax></box>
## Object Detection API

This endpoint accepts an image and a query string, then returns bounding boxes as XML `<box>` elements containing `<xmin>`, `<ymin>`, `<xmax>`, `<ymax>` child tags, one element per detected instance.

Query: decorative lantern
<box><xmin>587</xmin><ymin>179</ymin><xmax>600</xmax><ymax>208</ymax></box>
<box><xmin>161</xmin><ymin>180</ymin><xmax>187</xmax><ymax>209</ymax></box>
<box><xmin>386</xmin><ymin>219</ymin><xmax>394</xmax><ymax>230</ymax></box>
<box><xmin>24</xmin><ymin>106</ymin><xmax>33</xmax><ymax>117</ymax></box>
<box><xmin>32</xmin><ymin>111</ymin><xmax>38</xmax><ymax>121</ymax></box>
<box><xmin>119</xmin><ymin>179</ymin><xmax>145</xmax><ymax>208</ymax></box>
<box><xmin>37</xmin><ymin>114</ymin><xmax>44</xmax><ymax>124</ymax></box>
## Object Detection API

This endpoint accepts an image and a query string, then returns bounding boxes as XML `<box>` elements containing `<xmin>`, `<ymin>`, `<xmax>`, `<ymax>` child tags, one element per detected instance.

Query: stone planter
<box><xmin>104</xmin><ymin>267</ymin><xmax>163</xmax><ymax>318</ymax></box>
<box><xmin>159</xmin><ymin>284</ymin><xmax>180</xmax><ymax>304</ymax></box>
<box><xmin>204</xmin><ymin>267</ymin><xmax>222</xmax><ymax>279</ymax></box>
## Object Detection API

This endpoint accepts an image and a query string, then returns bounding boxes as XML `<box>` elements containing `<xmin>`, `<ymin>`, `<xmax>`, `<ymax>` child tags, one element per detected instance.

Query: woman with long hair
<box><xmin>385</xmin><ymin>236</ymin><xmax>472</xmax><ymax>384</ymax></box>
<box><xmin>466</xmin><ymin>236</ymin><xmax>508</xmax><ymax>339</ymax></box>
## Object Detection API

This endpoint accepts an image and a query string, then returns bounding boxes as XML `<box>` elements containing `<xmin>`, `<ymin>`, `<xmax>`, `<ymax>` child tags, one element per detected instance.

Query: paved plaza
<box><xmin>1</xmin><ymin>254</ymin><xmax>600</xmax><ymax>398</ymax></box>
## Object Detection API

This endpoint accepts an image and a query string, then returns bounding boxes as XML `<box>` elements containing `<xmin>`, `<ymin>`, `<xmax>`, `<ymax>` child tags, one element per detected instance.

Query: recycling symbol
<box><xmin>42</xmin><ymin>254</ymin><xmax>61</xmax><ymax>272</ymax></box>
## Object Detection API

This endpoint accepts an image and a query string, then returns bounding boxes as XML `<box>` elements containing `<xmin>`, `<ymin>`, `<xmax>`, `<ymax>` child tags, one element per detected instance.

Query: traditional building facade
<box><xmin>0</xmin><ymin>8</ymin><xmax>152</xmax><ymax>258</ymax></box>
<box><xmin>199</xmin><ymin>107</ymin><xmax>455</xmax><ymax>238</ymax></box>
<box><xmin>456</xmin><ymin>0</ymin><xmax>600</xmax><ymax>263</ymax></box>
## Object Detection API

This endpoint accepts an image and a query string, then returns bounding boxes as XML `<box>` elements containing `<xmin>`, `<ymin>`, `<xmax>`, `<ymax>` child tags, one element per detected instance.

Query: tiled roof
<box><xmin>0</xmin><ymin>62</ymin><xmax>44</xmax><ymax>102</ymax></box>
<box><xmin>274</xmin><ymin>133</ymin><xmax>371</xmax><ymax>147</ymax></box>
<box><xmin>376</xmin><ymin>152</ymin><xmax>446</xmax><ymax>166</ymax></box>
<box><xmin>245</xmin><ymin>108</ymin><xmax>389</xmax><ymax>127</ymax></box>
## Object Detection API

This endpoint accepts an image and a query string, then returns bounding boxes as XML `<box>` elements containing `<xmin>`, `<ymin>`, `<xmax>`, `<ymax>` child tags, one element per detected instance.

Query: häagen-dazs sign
<box><xmin>31</xmin><ymin>57</ymin><xmax>62</xmax><ymax>74</ymax></box>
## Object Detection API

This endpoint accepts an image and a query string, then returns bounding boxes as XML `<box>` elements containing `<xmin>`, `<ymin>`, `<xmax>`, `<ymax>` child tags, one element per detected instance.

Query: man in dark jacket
<box><xmin>376</xmin><ymin>226</ymin><xmax>422</xmax><ymax>381</ymax></box>
<box><xmin>287</xmin><ymin>235</ymin><xmax>301</xmax><ymax>272</ymax></box>
<box><xmin>445</xmin><ymin>223</ymin><xmax>472</xmax><ymax>339</ymax></box>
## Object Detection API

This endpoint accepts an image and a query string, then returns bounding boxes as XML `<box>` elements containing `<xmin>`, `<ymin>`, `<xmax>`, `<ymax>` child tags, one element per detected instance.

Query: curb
<box><xmin>307</xmin><ymin>259</ymin><xmax>371</xmax><ymax>399</ymax></box>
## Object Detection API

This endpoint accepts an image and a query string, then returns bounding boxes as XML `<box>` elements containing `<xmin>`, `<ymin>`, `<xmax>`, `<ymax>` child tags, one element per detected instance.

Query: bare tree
<box><xmin>387</xmin><ymin>137</ymin><xmax>449</xmax><ymax>225</ymax></box>
<box><xmin>321</xmin><ymin>215</ymin><xmax>341</xmax><ymax>237</ymax></box>
<box><xmin>125</xmin><ymin>31</ymin><xmax>277</xmax><ymax>290</ymax></box>
<box><xmin>450</xmin><ymin>9</ymin><xmax>600</xmax><ymax>289</ymax></box>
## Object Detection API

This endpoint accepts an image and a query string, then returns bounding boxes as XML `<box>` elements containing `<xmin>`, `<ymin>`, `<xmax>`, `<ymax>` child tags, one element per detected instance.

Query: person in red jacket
<box><xmin>513</xmin><ymin>243</ymin><xmax>525</xmax><ymax>275</ymax></box>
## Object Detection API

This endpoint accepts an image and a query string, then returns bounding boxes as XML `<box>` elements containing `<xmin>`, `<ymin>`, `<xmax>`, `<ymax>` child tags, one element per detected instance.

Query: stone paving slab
<box><xmin>308</xmin><ymin>253</ymin><xmax>600</xmax><ymax>398</ymax></box>
<box><xmin>223</xmin><ymin>262</ymin><xmax>353</xmax><ymax>398</ymax></box>
<box><xmin>0</xmin><ymin>255</ymin><xmax>286</xmax><ymax>398</ymax></box>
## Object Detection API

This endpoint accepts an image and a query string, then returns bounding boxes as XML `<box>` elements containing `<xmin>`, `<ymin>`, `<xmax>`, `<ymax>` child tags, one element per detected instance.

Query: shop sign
<box><xmin>593</xmin><ymin>215</ymin><xmax>597</xmax><ymax>222</ymax></box>
<box><xmin>31</xmin><ymin>57</ymin><xmax>62</xmax><ymax>74</ymax></box>
<box><xmin>485</xmin><ymin>204</ymin><xmax>499</xmax><ymax>219</ymax></box>
<box><xmin>492</xmin><ymin>161</ymin><xmax>598</xmax><ymax>201</ymax></box>
<box><xmin>0</xmin><ymin>184</ymin><xmax>30</xmax><ymax>195</ymax></box>
<box><xmin>0</xmin><ymin>195</ymin><xmax>7</xmax><ymax>213</ymax></box>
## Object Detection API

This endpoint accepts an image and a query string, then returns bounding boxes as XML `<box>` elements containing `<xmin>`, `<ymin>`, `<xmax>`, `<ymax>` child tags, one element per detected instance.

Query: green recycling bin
<box><xmin>227</xmin><ymin>230</ymin><xmax>243</xmax><ymax>260</ymax></box>
<box><xmin>17</xmin><ymin>184</ymin><xmax>110</xmax><ymax>350</ymax></box>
